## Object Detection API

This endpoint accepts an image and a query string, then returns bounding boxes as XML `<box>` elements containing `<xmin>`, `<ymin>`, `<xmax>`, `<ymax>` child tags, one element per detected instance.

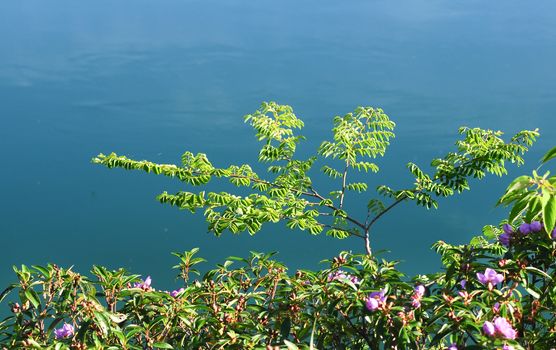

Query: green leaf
<box><xmin>153</xmin><ymin>342</ymin><xmax>174</xmax><ymax>349</ymax></box>
<box><xmin>24</xmin><ymin>289</ymin><xmax>40</xmax><ymax>309</ymax></box>
<box><xmin>542</xmin><ymin>193</ymin><xmax>556</xmax><ymax>235</ymax></box>
<box><xmin>283</xmin><ymin>340</ymin><xmax>299</xmax><ymax>350</ymax></box>
<box><xmin>482</xmin><ymin>225</ymin><xmax>497</xmax><ymax>239</ymax></box>
<box><xmin>94</xmin><ymin>311</ymin><xmax>110</xmax><ymax>336</ymax></box>
<box><xmin>525</xmin><ymin>286</ymin><xmax>540</xmax><ymax>299</ymax></box>
<box><xmin>525</xmin><ymin>195</ymin><xmax>542</xmax><ymax>223</ymax></box>
<box><xmin>525</xmin><ymin>266</ymin><xmax>552</xmax><ymax>281</ymax></box>
<box><xmin>540</xmin><ymin>145</ymin><xmax>556</xmax><ymax>164</ymax></box>
<box><xmin>280</xmin><ymin>317</ymin><xmax>292</xmax><ymax>339</ymax></box>
<box><xmin>508</xmin><ymin>195</ymin><xmax>530</xmax><ymax>223</ymax></box>
<box><xmin>108</xmin><ymin>313</ymin><xmax>127</xmax><ymax>323</ymax></box>
<box><xmin>0</xmin><ymin>285</ymin><xmax>15</xmax><ymax>303</ymax></box>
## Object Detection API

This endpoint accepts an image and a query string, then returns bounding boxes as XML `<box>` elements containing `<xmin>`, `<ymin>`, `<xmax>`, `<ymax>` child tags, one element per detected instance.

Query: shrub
<box><xmin>2</xmin><ymin>103</ymin><xmax>555</xmax><ymax>349</ymax></box>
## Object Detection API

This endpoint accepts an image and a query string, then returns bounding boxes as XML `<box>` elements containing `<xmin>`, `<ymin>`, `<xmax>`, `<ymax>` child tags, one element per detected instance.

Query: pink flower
<box><xmin>447</xmin><ymin>344</ymin><xmax>458</xmax><ymax>350</ymax></box>
<box><xmin>414</xmin><ymin>285</ymin><xmax>425</xmax><ymax>296</ymax></box>
<box><xmin>134</xmin><ymin>276</ymin><xmax>152</xmax><ymax>290</ymax></box>
<box><xmin>502</xmin><ymin>345</ymin><xmax>515</xmax><ymax>350</ymax></box>
<box><xmin>411</xmin><ymin>285</ymin><xmax>425</xmax><ymax>308</ymax></box>
<box><xmin>327</xmin><ymin>270</ymin><xmax>360</xmax><ymax>285</ymax></box>
<box><xmin>483</xmin><ymin>321</ymin><xmax>496</xmax><ymax>337</ymax></box>
<box><xmin>327</xmin><ymin>270</ymin><xmax>346</xmax><ymax>282</ymax></box>
<box><xmin>477</xmin><ymin>268</ymin><xmax>504</xmax><ymax>288</ymax></box>
<box><xmin>54</xmin><ymin>323</ymin><xmax>74</xmax><ymax>339</ymax></box>
<box><xmin>366</xmin><ymin>297</ymin><xmax>379</xmax><ymax>311</ymax></box>
<box><xmin>411</xmin><ymin>297</ymin><xmax>421</xmax><ymax>309</ymax></box>
<box><xmin>493</xmin><ymin>317</ymin><xmax>517</xmax><ymax>339</ymax></box>
<box><xmin>365</xmin><ymin>289</ymin><xmax>386</xmax><ymax>311</ymax></box>
<box><xmin>483</xmin><ymin>317</ymin><xmax>517</xmax><ymax>340</ymax></box>
<box><xmin>170</xmin><ymin>288</ymin><xmax>185</xmax><ymax>297</ymax></box>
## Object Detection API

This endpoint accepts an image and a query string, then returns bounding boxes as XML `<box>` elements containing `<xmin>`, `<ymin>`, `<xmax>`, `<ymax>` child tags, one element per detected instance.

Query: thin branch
<box><xmin>367</xmin><ymin>195</ymin><xmax>409</xmax><ymax>231</ymax></box>
<box><xmin>310</xmin><ymin>187</ymin><xmax>366</xmax><ymax>230</ymax></box>
<box><xmin>364</xmin><ymin>230</ymin><xmax>372</xmax><ymax>256</ymax></box>
<box><xmin>339</xmin><ymin>161</ymin><xmax>349</xmax><ymax>209</ymax></box>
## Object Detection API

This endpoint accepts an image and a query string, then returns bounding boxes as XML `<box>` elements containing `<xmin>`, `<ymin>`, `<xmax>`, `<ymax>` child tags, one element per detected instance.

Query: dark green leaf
<box><xmin>540</xmin><ymin>145</ymin><xmax>556</xmax><ymax>164</ymax></box>
<box><xmin>542</xmin><ymin>193</ymin><xmax>556</xmax><ymax>235</ymax></box>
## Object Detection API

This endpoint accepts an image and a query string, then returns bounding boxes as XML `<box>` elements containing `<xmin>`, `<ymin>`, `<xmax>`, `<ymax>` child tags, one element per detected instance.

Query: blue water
<box><xmin>1</xmin><ymin>1</ymin><xmax>555</xmax><ymax>290</ymax></box>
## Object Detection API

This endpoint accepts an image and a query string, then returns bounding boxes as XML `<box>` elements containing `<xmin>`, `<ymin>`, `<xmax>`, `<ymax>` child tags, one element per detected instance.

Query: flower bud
<box><xmin>503</xmin><ymin>224</ymin><xmax>514</xmax><ymax>235</ymax></box>
<box><xmin>519</xmin><ymin>223</ymin><xmax>531</xmax><ymax>235</ymax></box>
<box><xmin>530</xmin><ymin>221</ymin><xmax>542</xmax><ymax>232</ymax></box>
<box><xmin>498</xmin><ymin>233</ymin><xmax>511</xmax><ymax>247</ymax></box>
<box><xmin>11</xmin><ymin>303</ymin><xmax>20</xmax><ymax>313</ymax></box>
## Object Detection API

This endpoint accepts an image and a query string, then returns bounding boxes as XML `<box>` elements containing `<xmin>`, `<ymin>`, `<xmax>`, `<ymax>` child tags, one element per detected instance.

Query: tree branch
<box><xmin>339</xmin><ymin>161</ymin><xmax>349</xmax><ymax>210</ymax></box>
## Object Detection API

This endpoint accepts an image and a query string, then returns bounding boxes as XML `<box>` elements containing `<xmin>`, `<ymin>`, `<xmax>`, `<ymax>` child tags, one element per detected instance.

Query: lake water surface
<box><xmin>1</xmin><ymin>1</ymin><xmax>556</xmax><ymax>290</ymax></box>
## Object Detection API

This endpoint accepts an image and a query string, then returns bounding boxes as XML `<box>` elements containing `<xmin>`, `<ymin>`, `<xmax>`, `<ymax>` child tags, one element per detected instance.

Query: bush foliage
<box><xmin>2</xmin><ymin>103</ymin><xmax>556</xmax><ymax>350</ymax></box>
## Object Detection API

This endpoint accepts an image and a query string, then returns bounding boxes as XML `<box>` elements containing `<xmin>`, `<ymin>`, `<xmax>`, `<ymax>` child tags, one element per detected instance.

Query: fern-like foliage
<box><xmin>374</xmin><ymin>126</ymin><xmax>539</xmax><ymax>210</ymax></box>
<box><xmin>93</xmin><ymin>102</ymin><xmax>538</xmax><ymax>255</ymax></box>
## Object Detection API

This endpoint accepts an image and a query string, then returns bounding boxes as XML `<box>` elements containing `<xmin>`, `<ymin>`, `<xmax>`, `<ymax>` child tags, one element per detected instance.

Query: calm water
<box><xmin>1</xmin><ymin>1</ymin><xmax>555</xmax><ymax>290</ymax></box>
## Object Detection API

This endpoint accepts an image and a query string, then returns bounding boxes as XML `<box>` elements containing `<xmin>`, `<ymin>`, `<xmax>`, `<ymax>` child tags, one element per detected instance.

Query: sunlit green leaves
<box><xmin>318</xmin><ymin>106</ymin><xmax>395</xmax><ymax>164</ymax></box>
<box><xmin>244</xmin><ymin>102</ymin><xmax>304</xmax><ymax>162</ymax></box>
<box><xmin>93</xmin><ymin>102</ymin><xmax>541</xmax><ymax>257</ymax></box>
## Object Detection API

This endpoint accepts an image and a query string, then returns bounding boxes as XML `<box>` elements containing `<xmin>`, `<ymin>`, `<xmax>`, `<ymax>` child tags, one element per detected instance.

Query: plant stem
<box><xmin>364</xmin><ymin>229</ymin><xmax>372</xmax><ymax>256</ymax></box>
<box><xmin>339</xmin><ymin>161</ymin><xmax>349</xmax><ymax>210</ymax></box>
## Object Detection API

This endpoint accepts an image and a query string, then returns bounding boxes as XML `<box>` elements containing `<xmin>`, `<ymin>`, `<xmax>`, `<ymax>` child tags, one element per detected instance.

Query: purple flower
<box><xmin>477</xmin><ymin>268</ymin><xmax>504</xmax><ymax>287</ymax></box>
<box><xmin>502</xmin><ymin>345</ymin><xmax>515</xmax><ymax>350</ymax></box>
<box><xmin>327</xmin><ymin>270</ymin><xmax>360</xmax><ymax>285</ymax></box>
<box><xmin>498</xmin><ymin>232</ymin><xmax>511</xmax><ymax>247</ymax></box>
<box><xmin>483</xmin><ymin>317</ymin><xmax>517</xmax><ymax>340</ymax></box>
<box><xmin>503</xmin><ymin>224</ymin><xmax>514</xmax><ymax>235</ymax></box>
<box><xmin>411</xmin><ymin>285</ymin><xmax>425</xmax><ymax>309</ymax></box>
<box><xmin>447</xmin><ymin>344</ymin><xmax>458</xmax><ymax>350</ymax></box>
<box><xmin>483</xmin><ymin>321</ymin><xmax>496</xmax><ymax>337</ymax></box>
<box><xmin>54</xmin><ymin>323</ymin><xmax>74</xmax><ymax>339</ymax></box>
<box><xmin>530</xmin><ymin>221</ymin><xmax>542</xmax><ymax>232</ymax></box>
<box><xmin>552</xmin><ymin>228</ymin><xmax>556</xmax><ymax>240</ymax></box>
<box><xmin>414</xmin><ymin>285</ymin><xmax>425</xmax><ymax>297</ymax></box>
<box><xmin>459</xmin><ymin>279</ymin><xmax>467</xmax><ymax>289</ymax></box>
<box><xmin>519</xmin><ymin>223</ymin><xmax>531</xmax><ymax>235</ymax></box>
<box><xmin>365</xmin><ymin>289</ymin><xmax>386</xmax><ymax>311</ymax></box>
<box><xmin>366</xmin><ymin>297</ymin><xmax>379</xmax><ymax>311</ymax></box>
<box><xmin>327</xmin><ymin>270</ymin><xmax>346</xmax><ymax>282</ymax></box>
<box><xmin>493</xmin><ymin>302</ymin><xmax>500</xmax><ymax>313</ymax></box>
<box><xmin>134</xmin><ymin>276</ymin><xmax>152</xmax><ymax>290</ymax></box>
<box><xmin>493</xmin><ymin>317</ymin><xmax>517</xmax><ymax>339</ymax></box>
<box><xmin>411</xmin><ymin>297</ymin><xmax>421</xmax><ymax>309</ymax></box>
<box><xmin>369</xmin><ymin>289</ymin><xmax>387</xmax><ymax>302</ymax></box>
<box><xmin>170</xmin><ymin>288</ymin><xmax>185</xmax><ymax>297</ymax></box>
